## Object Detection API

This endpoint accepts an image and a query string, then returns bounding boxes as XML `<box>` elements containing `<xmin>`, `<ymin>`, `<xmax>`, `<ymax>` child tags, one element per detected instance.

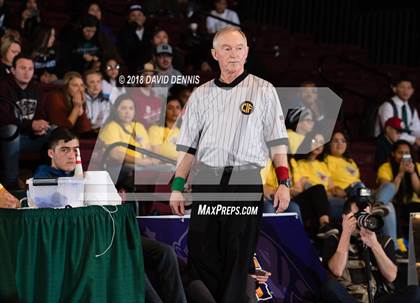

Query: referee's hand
<box><xmin>273</xmin><ymin>185</ymin><xmax>290</xmax><ymax>213</ymax></box>
<box><xmin>170</xmin><ymin>191</ymin><xmax>185</xmax><ymax>216</ymax></box>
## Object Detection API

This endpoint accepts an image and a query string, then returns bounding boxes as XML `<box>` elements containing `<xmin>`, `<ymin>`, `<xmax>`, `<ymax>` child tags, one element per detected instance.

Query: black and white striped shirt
<box><xmin>177</xmin><ymin>72</ymin><xmax>288</xmax><ymax>167</ymax></box>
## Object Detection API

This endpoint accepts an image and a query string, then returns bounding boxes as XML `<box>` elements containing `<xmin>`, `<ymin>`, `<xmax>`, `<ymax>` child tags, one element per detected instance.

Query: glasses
<box><xmin>106</xmin><ymin>64</ymin><xmax>120</xmax><ymax>70</ymax></box>
<box><xmin>332</xmin><ymin>139</ymin><xmax>347</xmax><ymax>144</ymax></box>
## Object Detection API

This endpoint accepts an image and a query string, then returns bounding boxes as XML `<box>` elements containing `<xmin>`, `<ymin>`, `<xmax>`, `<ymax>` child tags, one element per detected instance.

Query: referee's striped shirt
<box><xmin>176</xmin><ymin>72</ymin><xmax>288</xmax><ymax>168</ymax></box>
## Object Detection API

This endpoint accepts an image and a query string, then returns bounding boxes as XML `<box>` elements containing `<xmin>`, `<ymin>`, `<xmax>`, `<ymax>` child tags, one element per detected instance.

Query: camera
<box><xmin>354</xmin><ymin>211</ymin><xmax>384</xmax><ymax>231</ymax></box>
<box><xmin>354</xmin><ymin>187</ymin><xmax>372</xmax><ymax>210</ymax></box>
<box><xmin>353</xmin><ymin>187</ymin><xmax>384</xmax><ymax>231</ymax></box>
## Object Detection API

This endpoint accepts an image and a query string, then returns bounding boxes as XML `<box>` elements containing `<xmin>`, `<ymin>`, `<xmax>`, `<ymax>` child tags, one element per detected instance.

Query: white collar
<box><xmin>392</xmin><ymin>95</ymin><xmax>408</xmax><ymax>105</ymax></box>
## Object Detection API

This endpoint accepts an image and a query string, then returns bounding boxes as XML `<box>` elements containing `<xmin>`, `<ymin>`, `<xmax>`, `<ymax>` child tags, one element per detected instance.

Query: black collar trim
<box><xmin>214</xmin><ymin>71</ymin><xmax>248</xmax><ymax>88</ymax></box>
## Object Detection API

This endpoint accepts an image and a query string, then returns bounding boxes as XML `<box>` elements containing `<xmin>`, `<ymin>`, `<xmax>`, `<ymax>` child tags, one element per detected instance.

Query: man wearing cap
<box><xmin>375</xmin><ymin>77</ymin><xmax>420</xmax><ymax>146</ymax></box>
<box><xmin>118</xmin><ymin>1</ymin><xmax>152</xmax><ymax>74</ymax></box>
<box><xmin>170</xmin><ymin>26</ymin><xmax>289</xmax><ymax>302</ymax></box>
<box><xmin>154</xmin><ymin>44</ymin><xmax>182</xmax><ymax>87</ymax></box>
<box><xmin>375</xmin><ymin>117</ymin><xmax>403</xmax><ymax>168</ymax></box>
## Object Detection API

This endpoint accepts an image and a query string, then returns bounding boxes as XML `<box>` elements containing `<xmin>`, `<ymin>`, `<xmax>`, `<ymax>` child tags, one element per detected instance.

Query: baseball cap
<box><xmin>287</xmin><ymin>107</ymin><xmax>312</xmax><ymax>124</ymax></box>
<box><xmin>385</xmin><ymin>117</ymin><xmax>404</xmax><ymax>132</ymax></box>
<box><xmin>156</xmin><ymin>44</ymin><xmax>173</xmax><ymax>56</ymax></box>
<box><xmin>127</xmin><ymin>1</ymin><xmax>144</xmax><ymax>14</ymax></box>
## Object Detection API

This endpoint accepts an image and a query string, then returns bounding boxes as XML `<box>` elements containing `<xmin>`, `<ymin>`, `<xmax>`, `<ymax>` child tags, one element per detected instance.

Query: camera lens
<box><xmin>355</xmin><ymin>211</ymin><xmax>384</xmax><ymax>231</ymax></box>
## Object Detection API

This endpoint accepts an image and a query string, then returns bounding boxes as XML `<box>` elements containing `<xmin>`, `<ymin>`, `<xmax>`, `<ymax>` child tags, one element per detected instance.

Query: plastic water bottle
<box><xmin>74</xmin><ymin>148</ymin><xmax>84</xmax><ymax>178</ymax></box>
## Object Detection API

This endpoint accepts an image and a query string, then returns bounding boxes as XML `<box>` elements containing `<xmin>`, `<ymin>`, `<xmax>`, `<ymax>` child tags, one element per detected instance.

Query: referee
<box><xmin>170</xmin><ymin>26</ymin><xmax>290</xmax><ymax>303</ymax></box>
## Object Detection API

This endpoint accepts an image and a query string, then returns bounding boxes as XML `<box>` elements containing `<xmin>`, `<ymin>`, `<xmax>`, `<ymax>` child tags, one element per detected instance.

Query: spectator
<box><xmin>319</xmin><ymin>199</ymin><xmax>420</xmax><ymax>303</ymax></box>
<box><xmin>375</xmin><ymin>117</ymin><xmax>403</xmax><ymax>168</ymax></box>
<box><xmin>0</xmin><ymin>182</ymin><xmax>19</xmax><ymax>208</ymax></box>
<box><xmin>294</xmin><ymin>133</ymin><xmax>346</xmax><ymax>221</ymax></box>
<box><xmin>131</xmin><ymin>63</ymin><xmax>165</xmax><ymax>129</ymax></box>
<box><xmin>118</xmin><ymin>1</ymin><xmax>152</xmax><ymax>74</ymax></box>
<box><xmin>206</xmin><ymin>0</ymin><xmax>240</xmax><ymax>34</ymax></box>
<box><xmin>148</xmin><ymin>97</ymin><xmax>182</xmax><ymax>160</ymax></box>
<box><xmin>30</xmin><ymin>25</ymin><xmax>60</xmax><ymax>83</ymax></box>
<box><xmin>377</xmin><ymin>140</ymin><xmax>420</xmax><ymax>254</ymax></box>
<box><xmin>176</xmin><ymin>85</ymin><xmax>193</xmax><ymax>107</ymax></box>
<box><xmin>285</xmin><ymin>107</ymin><xmax>314</xmax><ymax>154</ymax></box>
<box><xmin>154</xmin><ymin>44</ymin><xmax>182</xmax><ymax>85</ymax></box>
<box><xmin>62</xmin><ymin>14</ymin><xmax>118</xmax><ymax>74</ymax></box>
<box><xmin>0</xmin><ymin>33</ymin><xmax>21</xmax><ymax>79</ymax></box>
<box><xmin>0</xmin><ymin>0</ymin><xmax>12</xmax><ymax>35</ymax></box>
<box><xmin>84</xmin><ymin>69</ymin><xmax>111</xmax><ymax>131</ymax></box>
<box><xmin>86</xmin><ymin>1</ymin><xmax>116</xmax><ymax>43</ymax></box>
<box><xmin>66</xmin><ymin>14</ymin><xmax>102</xmax><ymax>73</ymax></box>
<box><xmin>101</xmin><ymin>57</ymin><xmax>126</xmax><ymax>103</ymax></box>
<box><xmin>43</xmin><ymin>71</ymin><xmax>92</xmax><ymax>135</ymax></box>
<box><xmin>183</xmin><ymin>20</ymin><xmax>213</xmax><ymax>73</ymax></box>
<box><xmin>98</xmin><ymin>94</ymin><xmax>159</xmax><ymax>186</ymax></box>
<box><xmin>20</xmin><ymin>0</ymin><xmax>40</xmax><ymax>38</ymax></box>
<box><xmin>0</xmin><ymin>54</ymin><xmax>49</xmax><ymax>189</ymax></box>
<box><xmin>299</xmin><ymin>81</ymin><xmax>326</xmax><ymax>129</ymax></box>
<box><xmin>33</xmin><ymin>127</ymin><xmax>78</xmax><ymax>178</ymax></box>
<box><xmin>375</xmin><ymin>77</ymin><xmax>420</xmax><ymax>145</ymax></box>
<box><xmin>324</xmin><ymin>131</ymin><xmax>364</xmax><ymax>199</ymax></box>
<box><xmin>151</xmin><ymin>28</ymin><xmax>184</xmax><ymax>71</ymax></box>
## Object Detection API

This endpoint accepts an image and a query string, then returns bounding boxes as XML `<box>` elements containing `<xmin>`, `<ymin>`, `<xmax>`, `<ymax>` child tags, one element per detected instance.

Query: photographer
<box><xmin>321</xmin><ymin>197</ymin><xmax>420</xmax><ymax>303</ymax></box>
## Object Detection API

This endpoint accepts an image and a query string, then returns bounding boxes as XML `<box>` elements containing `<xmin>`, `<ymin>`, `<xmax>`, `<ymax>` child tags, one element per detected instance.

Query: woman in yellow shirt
<box><xmin>148</xmin><ymin>97</ymin><xmax>182</xmax><ymax>160</ymax></box>
<box><xmin>324</xmin><ymin>131</ymin><xmax>364</xmax><ymax>198</ymax></box>
<box><xmin>99</xmin><ymin>94</ymin><xmax>159</xmax><ymax>186</ymax></box>
<box><xmin>377</xmin><ymin>140</ymin><xmax>420</xmax><ymax>251</ymax></box>
<box><xmin>294</xmin><ymin>133</ymin><xmax>346</xmax><ymax>221</ymax></box>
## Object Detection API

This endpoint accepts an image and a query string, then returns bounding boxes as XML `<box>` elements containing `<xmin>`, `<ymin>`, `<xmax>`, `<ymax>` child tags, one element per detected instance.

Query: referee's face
<box><xmin>212</xmin><ymin>31</ymin><xmax>248</xmax><ymax>74</ymax></box>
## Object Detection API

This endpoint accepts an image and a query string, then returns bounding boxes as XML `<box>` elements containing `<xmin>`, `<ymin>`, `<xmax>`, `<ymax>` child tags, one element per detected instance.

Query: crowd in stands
<box><xmin>1</xmin><ymin>0</ymin><xmax>420</xmax><ymax>301</ymax></box>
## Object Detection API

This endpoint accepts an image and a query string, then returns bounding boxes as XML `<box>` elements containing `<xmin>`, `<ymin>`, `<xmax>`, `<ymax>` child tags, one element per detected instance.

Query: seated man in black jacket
<box><xmin>0</xmin><ymin>54</ymin><xmax>49</xmax><ymax>189</ymax></box>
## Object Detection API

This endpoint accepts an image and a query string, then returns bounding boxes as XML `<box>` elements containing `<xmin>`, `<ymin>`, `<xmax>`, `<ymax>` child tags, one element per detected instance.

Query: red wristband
<box><xmin>275</xmin><ymin>166</ymin><xmax>289</xmax><ymax>181</ymax></box>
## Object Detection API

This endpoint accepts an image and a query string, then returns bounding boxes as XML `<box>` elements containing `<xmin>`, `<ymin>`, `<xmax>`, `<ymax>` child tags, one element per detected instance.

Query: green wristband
<box><xmin>171</xmin><ymin>177</ymin><xmax>186</xmax><ymax>192</ymax></box>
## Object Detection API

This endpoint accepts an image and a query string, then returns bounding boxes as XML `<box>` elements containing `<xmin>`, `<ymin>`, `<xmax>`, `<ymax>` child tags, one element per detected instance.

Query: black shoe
<box><xmin>371</xmin><ymin>202</ymin><xmax>389</xmax><ymax>217</ymax></box>
<box><xmin>317</xmin><ymin>223</ymin><xmax>339</xmax><ymax>239</ymax></box>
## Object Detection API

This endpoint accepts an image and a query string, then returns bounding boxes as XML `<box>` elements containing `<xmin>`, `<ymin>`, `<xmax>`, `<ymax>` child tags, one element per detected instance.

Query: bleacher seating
<box><xmin>5</xmin><ymin>0</ymin><xmax>420</xmax><ymax>188</ymax></box>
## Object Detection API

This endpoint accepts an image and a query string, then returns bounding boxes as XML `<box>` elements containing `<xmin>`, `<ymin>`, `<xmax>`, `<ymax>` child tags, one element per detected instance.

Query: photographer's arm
<box><xmin>360</xmin><ymin>229</ymin><xmax>397</xmax><ymax>283</ymax></box>
<box><xmin>327</xmin><ymin>213</ymin><xmax>356</xmax><ymax>277</ymax></box>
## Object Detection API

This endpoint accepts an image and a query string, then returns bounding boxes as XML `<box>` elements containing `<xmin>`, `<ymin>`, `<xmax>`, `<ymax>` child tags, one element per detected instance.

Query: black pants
<box><xmin>188</xmin><ymin>165</ymin><xmax>263</xmax><ymax>303</ymax></box>
<box><xmin>294</xmin><ymin>184</ymin><xmax>330</xmax><ymax>222</ymax></box>
<box><xmin>142</xmin><ymin>237</ymin><xmax>187</xmax><ymax>303</ymax></box>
